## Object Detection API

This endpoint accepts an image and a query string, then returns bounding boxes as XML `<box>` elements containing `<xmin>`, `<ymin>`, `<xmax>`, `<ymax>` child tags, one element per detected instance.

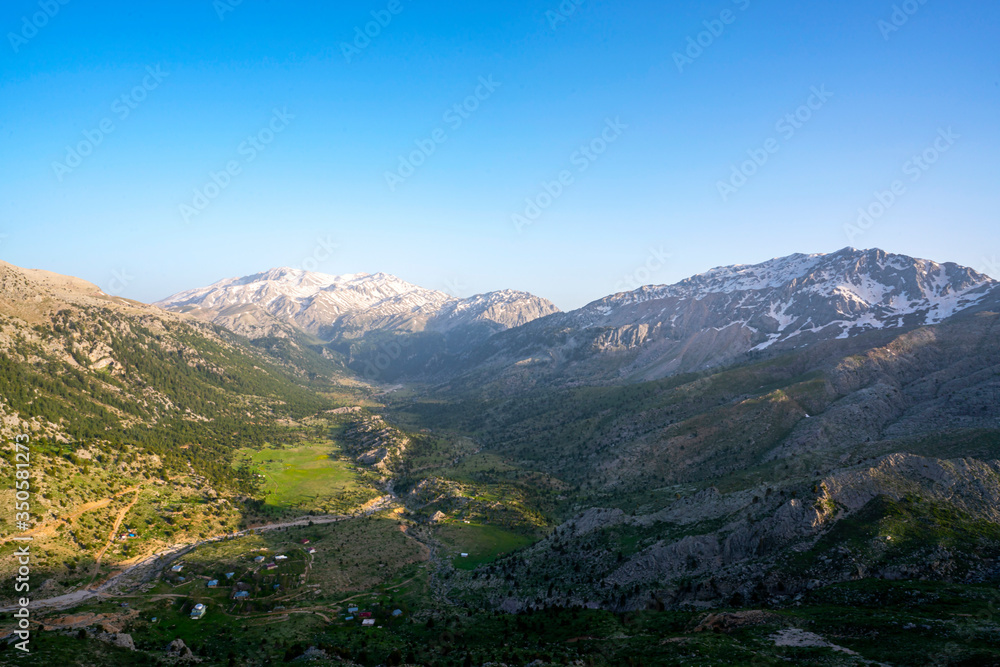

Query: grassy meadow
<box><xmin>435</xmin><ymin>523</ymin><xmax>534</xmax><ymax>570</ymax></box>
<box><xmin>233</xmin><ymin>441</ymin><xmax>378</xmax><ymax>514</ymax></box>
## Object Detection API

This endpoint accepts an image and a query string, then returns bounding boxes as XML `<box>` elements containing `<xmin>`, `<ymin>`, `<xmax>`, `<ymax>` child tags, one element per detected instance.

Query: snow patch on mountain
<box><xmin>156</xmin><ymin>269</ymin><xmax>560</xmax><ymax>340</ymax></box>
<box><xmin>495</xmin><ymin>248</ymin><xmax>1000</xmax><ymax>379</ymax></box>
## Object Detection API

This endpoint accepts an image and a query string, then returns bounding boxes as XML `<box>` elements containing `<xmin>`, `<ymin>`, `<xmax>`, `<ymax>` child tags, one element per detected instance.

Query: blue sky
<box><xmin>1</xmin><ymin>0</ymin><xmax>998</xmax><ymax>309</ymax></box>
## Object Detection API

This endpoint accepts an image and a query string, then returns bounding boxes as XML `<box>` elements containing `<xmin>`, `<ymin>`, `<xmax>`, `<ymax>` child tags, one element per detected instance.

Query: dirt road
<box><xmin>0</xmin><ymin>510</ymin><xmax>392</xmax><ymax>614</ymax></box>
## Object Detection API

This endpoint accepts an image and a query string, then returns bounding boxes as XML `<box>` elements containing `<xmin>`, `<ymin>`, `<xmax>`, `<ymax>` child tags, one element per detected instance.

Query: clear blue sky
<box><xmin>1</xmin><ymin>0</ymin><xmax>998</xmax><ymax>309</ymax></box>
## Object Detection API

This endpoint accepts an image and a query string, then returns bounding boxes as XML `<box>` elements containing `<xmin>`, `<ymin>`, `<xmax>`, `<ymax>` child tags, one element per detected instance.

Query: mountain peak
<box><xmin>494</xmin><ymin>248</ymin><xmax>1000</xmax><ymax>381</ymax></box>
<box><xmin>157</xmin><ymin>268</ymin><xmax>558</xmax><ymax>341</ymax></box>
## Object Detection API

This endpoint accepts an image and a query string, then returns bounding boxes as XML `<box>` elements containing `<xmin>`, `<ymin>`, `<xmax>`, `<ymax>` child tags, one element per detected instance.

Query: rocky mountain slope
<box><xmin>154</xmin><ymin>249</ymin><xmax>999</xmax><ymax>388</ymax></box>
<box><xmin>0</xmin><ymin>260</ymin><xmax>376</xmax><ymax>605</ymax></box>
<box><xmin>156</xmin><ymin>268</ymin><xmax>560</xmax><ymax>342</ymax></box>
<box><xmin>4</xmin><ymin>252</ymin><xmax>1000</xmax><ymax>627</ymax></box>
<box><xmin>0</xmin><ymin>260</ymin><xmax>344</xmax><ymax>484</ymax></box>
<box><xmin>460</xmin><ymin>248</ymin><xmax>999</xmax><ymax>386</ymax></box>
<box><xmin>413</xmin><ymin>308</ymin><xmax>1000</xmax><ymax>613</ymax></box>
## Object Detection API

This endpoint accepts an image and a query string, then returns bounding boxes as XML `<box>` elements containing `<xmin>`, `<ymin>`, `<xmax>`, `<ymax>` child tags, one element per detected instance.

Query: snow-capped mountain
<box><xmin>480</xmin><ymin>248</ymin><xmax>999</xmax><ymax>381</ymax></box>
<box><xmin>430</xmin><ymin>289</ymin><xmax>562</xmax><ymax>332</ymax></box>
<box><xmin>156</xmin><ymin>268</ymin><xmax>559</xmax><ymax>341</ymax></box>
<box><xmin>578</xmin><ymin>247</ymin><xmax>994</xmax><ymax>345</ymax></box>
<box><xmin>156</xmin><ymin>249</ymin><xmax>999</xmax><ymax>384</ymax></box>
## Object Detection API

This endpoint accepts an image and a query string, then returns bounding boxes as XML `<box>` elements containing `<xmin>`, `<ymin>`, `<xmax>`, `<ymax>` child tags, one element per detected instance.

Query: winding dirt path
<box><xmin>0</xmin><ymin>486</ymin><xmax>141</xmax><ymax>544</ymax></box>
<box><xmin>89</xmin><ymin>487</ymin><xmax>143</xmax><ymax>583</ymax></box>
<box><xmin>0</xmin><ymin>511</ymin><xmax>384</xmax><ymax>614</ymax></box>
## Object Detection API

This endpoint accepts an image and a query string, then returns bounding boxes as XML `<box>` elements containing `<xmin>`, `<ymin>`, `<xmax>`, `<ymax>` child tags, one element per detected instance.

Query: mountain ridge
<box><xmin>460</xmin><ymin>247</ymin><xmax>999</xmax><ymax>386</ymax></box>
<box><xmin>156</xmin><ymin>267</ymin><xmax>561</xmax><ymax>342</ymax></box>
<box><xmin>152</xmin><ymin>248</ymin><xmax>1000</xmax><ymax>385</ymax></box>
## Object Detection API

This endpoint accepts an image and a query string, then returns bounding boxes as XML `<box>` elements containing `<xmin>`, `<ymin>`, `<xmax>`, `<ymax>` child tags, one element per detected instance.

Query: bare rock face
<box><xmin>566</xmin><ymin>508</ymin><xmax>628</xmax><ymax>535</ymax></box>
<box><xmin>821</xmin><ymin>454</ymin><xmax>1000</xmax><ymax>520</ymax></box>
<box><xmin>98</xmin><ymin>632</ymin><xmax>136</xmax><ymax>650</ymax></box>
<box><xmin>340</xmin><ymin>414</ymin><xmax>409</xmax><ymax>474</ymax></box>
<box><xmin>603</xmin><ymin>453</ymin><xmax>1000</xmax><ymax>596</ymax></box>
<box><xmin>429</xmin><ymin>290</ymin><xmax>560</xmax><ymax>332</ymax></box>
<box><xmin>166</xmin><ymin>638</ymin><xmax>197</xmax><ymax>661</ymax></box>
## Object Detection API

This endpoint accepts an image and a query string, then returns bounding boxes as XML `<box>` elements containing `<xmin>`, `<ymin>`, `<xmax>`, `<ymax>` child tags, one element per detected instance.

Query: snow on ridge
<box><xmin>598</xmin><ymin>248</ymin><xmax>993</xmax><ymax>311</ymax></box>
<box><xmin>568</xmin><ymin>248</ymin><xmax>998</xmax><ymax>353</ymax></box>
<box><xmin>154</xmin><ymin>268</ymin><xmax>453</xmax><ymax>331</ymax></box>
<box><xmin>155</xmin><ymin>268</ymin><xmax>560</xmax><ymax>338</ymax></box>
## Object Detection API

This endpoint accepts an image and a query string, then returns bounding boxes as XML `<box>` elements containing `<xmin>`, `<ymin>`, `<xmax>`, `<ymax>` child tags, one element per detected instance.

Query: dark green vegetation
<box><xmin>11</xmin><ymin>579</ymin><xmax>1000</xmax><ymax>665</ymax></box>
<box><xmin>1</xmin><ymin>305</ymin><xmax>348</xmax><ymax>493</ymax></box>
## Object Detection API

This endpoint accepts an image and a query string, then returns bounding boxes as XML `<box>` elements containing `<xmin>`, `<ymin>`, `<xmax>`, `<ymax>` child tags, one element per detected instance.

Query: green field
<box><xmin>234</xmin><ymin>441</ymin><xmax>368</xmax><ymax>512</ymax></box>
<box><xmin>436</xmin><ymin>522</ymin><xmax>535</xmax><ymax>569</ymax></box>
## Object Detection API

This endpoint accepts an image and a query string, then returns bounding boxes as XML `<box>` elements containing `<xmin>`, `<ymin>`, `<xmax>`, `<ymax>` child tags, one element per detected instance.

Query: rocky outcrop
<box><xmin>605</xmin><ymin>453</ymin><xmax>1000</xmax><ymax>596</ymax></box>
<box><xmin>693</xmin><ymin>610</ymin><xmax>783</xmax><ymax>633</ymax></box>
<box><xmin>166</xmin><ymin>638</ymin><xmax>197</xmax><ymax>661</ymax></box>
<box><xmin>98</xmin><ymin>632</ymin><xmax>135</xmax><ymax>650</ymax></box>
<box><xmin>340</xmin><ymin>414</ymin><xmax>409</xmax><ymax>474</ymax></box>
<box><xmin>464</xmin><ymin>449</ymin><xmax>1000</xmax><ymax>613</ymax></box>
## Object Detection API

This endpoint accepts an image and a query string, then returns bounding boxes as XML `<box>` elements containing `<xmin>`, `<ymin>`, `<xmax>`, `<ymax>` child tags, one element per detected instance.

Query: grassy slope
<box><xmin>436</xmin><ymin>523</ymin><xmax>535</xmax><ymax>570</ymax></box>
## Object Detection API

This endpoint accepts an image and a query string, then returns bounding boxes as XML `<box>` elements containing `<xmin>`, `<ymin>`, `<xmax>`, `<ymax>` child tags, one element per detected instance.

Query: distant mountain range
<box><xmin>157</xmin><ymin>248</ymin><xmax>1000</xmax><ymax>383</ymax></box>
<box><xmin>156</xmin><ymin>268</ymin><xmax>559</xmax><ymax>342</ymax></box>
